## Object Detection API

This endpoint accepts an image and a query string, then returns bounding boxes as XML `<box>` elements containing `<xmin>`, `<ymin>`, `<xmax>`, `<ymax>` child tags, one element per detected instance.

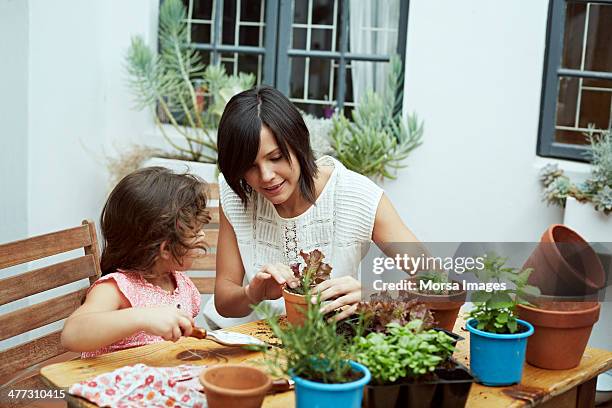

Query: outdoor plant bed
<box><xmin>405</xmin><ymin>273</ymin><xmax>467</xmax><ymax>332</ymax></box>
<box><xmin>466</xmin><ymin>255</ymin><xmax>538</xmax><ymax>386</ymax></box>
<box><xmin>199</xmin><ymin>364</ymin><xmax>271</xmax><ymax>408</ymax></box>
<box><xmin>362</xmin><ymin>359</ymin><xmax>474</xmax><ymax>408</ymax></box>
<box><xmin>517</xmin><ymin>298</ymin><xmax>601</xmax><ymax>369</ymax></box>
<box><xmin>282</xmin><ymin>249</ymin><xmax>331</xmax><ymax>326</ymax></box>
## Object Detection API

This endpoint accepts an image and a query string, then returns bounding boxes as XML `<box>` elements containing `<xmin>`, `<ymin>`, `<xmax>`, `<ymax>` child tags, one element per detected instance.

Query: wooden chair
<box><xmin>0</xmin><ymin>220</ymin><xmax>102</xmax><ymax>405</ymax></box>
<box><xmin>187</xmin><ymin>182</ymin><xmax>219</xmax><ymax>294</ymax></box>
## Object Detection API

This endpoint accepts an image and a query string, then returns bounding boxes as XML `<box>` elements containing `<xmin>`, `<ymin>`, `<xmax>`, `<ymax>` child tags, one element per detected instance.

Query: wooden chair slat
<box><xmin>0</xmin><ymin>225</ymin><xmax>91</xmax><ymax>270</ymax></box>
<box><xmin>82</xmin><ymin>220</ymin><xmax>102</xmax><ymax>286</ymax></box>
<box><xmin>191</xmin><ymin>254</ymin><xmax>216</xmax><ymax>270</ymax></box>
<box><xmin>207</xmin><ymin>207</ymin><xmax>219</xmax><ymax>224</ymax></box>
<box><xmin>204</xmin><ymin>229</ymin><xmax>219</xmax><ymax>248</ymax></box>
<box><xmin>0</xmin><ymin>331</ymin><xmax>66</xmax><ymax>380</ymax></box>
<box><xmin>0</xmin><ymin>255</ymin><xmax>97</xmax><ymax>306</ymax></box>
<box><xmin>0</xmin><ymin>288</ymin><xmax>88</xmax><ymax>341</ymax></box>
<box><xmin>207</xmin><ymin>183</ymin><xmax>219</xmax><ymax>200</ymax></box>
<box><xmin>190</xmin><ymin>277</ymin><xmax>216</xmax><ymax>294</ymax></box>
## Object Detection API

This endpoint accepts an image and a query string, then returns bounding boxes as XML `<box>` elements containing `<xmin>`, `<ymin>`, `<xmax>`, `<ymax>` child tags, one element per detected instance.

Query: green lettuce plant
<box><xmin>540</xmin><ymin>125</ymin><xmax>612</xmax><ymax>214</ymax></box>
<box><xmin>329</xmin><ymin>55</ymin><xmax>424</xmax><ymax>180</ymax></box>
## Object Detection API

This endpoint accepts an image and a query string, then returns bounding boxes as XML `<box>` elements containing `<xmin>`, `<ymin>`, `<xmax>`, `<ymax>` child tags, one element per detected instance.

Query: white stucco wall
<box><xmin>387</xmin><ymin>0</ymin><xmax>569</xmax><ymax>242</ymax></box>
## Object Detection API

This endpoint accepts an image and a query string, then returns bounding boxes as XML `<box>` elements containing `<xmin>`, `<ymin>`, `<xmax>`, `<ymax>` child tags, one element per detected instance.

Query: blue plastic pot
<box><xmin>292</xmin><ymin>361</ymin><xmax>371</xmax><ymax>408</ymax></box>
<box><xmin>466</xmin><ymin>318</ymin><xmax>534</xmax><ymax>386</ymax></box>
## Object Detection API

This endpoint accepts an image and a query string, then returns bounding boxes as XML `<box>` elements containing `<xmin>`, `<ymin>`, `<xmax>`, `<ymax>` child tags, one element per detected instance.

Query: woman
<box><xmin>203</xmin><ymin>86</ymin><xmax>420</xmax><ymax>328</ymax></box>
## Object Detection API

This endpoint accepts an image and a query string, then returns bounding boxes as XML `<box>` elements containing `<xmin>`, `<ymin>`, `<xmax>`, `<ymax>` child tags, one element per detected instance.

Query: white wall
<box><xmin>27</xmin><ymin>0</ymin><xmax>159</xmax><ymax>238</ymax></box>
<box><xmin>0</xmin><ymin>0</ymin><xmax>29</xmax><ymax>244</ymax></box>
<box><xmin>388</xmin><ymin>0</ymin><xmax>568</xmax><ymax>242</ymax></box>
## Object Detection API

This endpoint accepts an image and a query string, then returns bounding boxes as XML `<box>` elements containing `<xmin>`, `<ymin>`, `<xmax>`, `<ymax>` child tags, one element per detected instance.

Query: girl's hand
<box><xmin>245</xmin><ymin>263</ymin><xmax>301</xmax><ymax>303</ymax></box>
<box><xmin>139</xmin><ymin>306</ymin><xmax>194</xmax><ymax>341</ymax></box>
<box><xmin>312</xmin><ymin>276</ymin><xmax>362</xmax><ymax>321</ymax></box>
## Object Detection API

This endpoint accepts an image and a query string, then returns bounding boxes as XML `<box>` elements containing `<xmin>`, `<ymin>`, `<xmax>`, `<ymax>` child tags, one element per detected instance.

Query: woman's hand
<box><xmin>139</xmin><ymin>306</ymin><xmax>194</xmax><ymax>341</ymax></box>
<box><xmin>312</xmin><ymin>276</ymin><xmax>362</xmax><ymax>321</ymax></box>
<box><xmin>245</xmin><ymin>263</ymin><xmax>301</xmax><ymax>303</ymax></box>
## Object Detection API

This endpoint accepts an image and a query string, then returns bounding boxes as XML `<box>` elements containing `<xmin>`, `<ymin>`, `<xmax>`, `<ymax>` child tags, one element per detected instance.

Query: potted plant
<box><xmin>252</xmin><ymin>292</ymin><xmax>371</xmax><ymax>408</ymax></box>
<box><xmin>404</xmin><ymin>270</ymin><xmax>467</xmax><ymax>332</ymax></box>
<box><xmin>349</xmin><ymin>311</ymin><xmax>473</xmax><ymax>408</ymax></box>
<box><xmin>465</xmin><ymin>255</ymin><xmax>538</xmax><ymax>386</ymax></box>
<box><xmin>199</xmin><ymin>364</ymin><xmax>271</xmax><ymax>408</ymax></box>
<box><xmin>539</xmin><ymin>125</ymin><xmax>611</xmax><ymax>242</ymax></box>
<box><xmin>124</xmin><ymin>0</ymin><xmax>255</xmax><ymax>180</ymax></box>
<box><xmin>329</xmin><ymin>55</ymin><xmax>424</xmax><ymax>181</ymax></box>
<box><xmin>282</xmin><ymin>249</ymin><xmax>332</xmax><ymax>326</ymax></box>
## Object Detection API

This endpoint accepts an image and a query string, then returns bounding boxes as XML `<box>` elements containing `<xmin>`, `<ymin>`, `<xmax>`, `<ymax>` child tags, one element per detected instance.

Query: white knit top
<box><xmin>203</xmin><ymin>156</ymin><xmax>384</xmax><ymax>328</ymax></box>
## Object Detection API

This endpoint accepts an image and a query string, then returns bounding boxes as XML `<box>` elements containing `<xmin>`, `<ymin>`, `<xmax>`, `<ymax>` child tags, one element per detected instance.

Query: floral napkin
<box><xmin>68</xmin><ymin>364</ymin><xmax>206</xmax><ymax>407</ymax></box>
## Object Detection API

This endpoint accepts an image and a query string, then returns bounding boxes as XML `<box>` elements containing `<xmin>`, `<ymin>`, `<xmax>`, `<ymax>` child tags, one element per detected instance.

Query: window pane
<box><xmin>241</xmin><ymin>0</ymin><xmax>263</xmax><ymax>22</ymax></box>
<box><xmin>239</xmin><ymin>26</ymin><xmax>262</xmax><ymax>46</ymax></box>
<box><xmin>222</xmin><ymin>1</ymin><xmax>237</xmax><ymax>45</ymax></box>
<box><xmin>191</xmin><ymin>23</ymin><xmax>212</xmax><ymax>44</ymax></box>
<box><xmin>584</xmin><ymin>4</ymin><xmax>612</xmax><ymax>73</ymax></box>
<box><xmin>220</xmin><ymin>52</ymin><xmax>237</xmax><ymax>76</ymax></box>
<box><xmin>311</xmin><ymin>28</ymin><xmax>333</xmax><ymax>51</ymax></box>
<box><xmin>189</xmin><ymin>0</ymin><xmax>213</xmax><ymax>20</ymax></box>
<box><xmin>561</xmin><ymin>3</ymin><xmax>586</xmax><ymax>70</ymax></box>
<box><xmin>293</xmin><ymin>0</ymin><xmax>308</xmax><ymax>24</ymax></box>
<box><xmin>237</xmin><ymin>54</ymin><xmax>264</xmax><ymax>84</ymax></box>
<box><xmin>293</xmin><ymin>27</ymin><xmax>307</xmax><ymax>49</ymax></box>
<box><xmin>290</xmin><ymin>57</ymin><xmax>306</xmax><ymax>99</ymax></box>
<box><xmin>312</xmin><ymin>0</ymin><xmax>335</xmax><ymax>25</ymax></box>
<box><xmin>308</xmin><ymin>58</ymin><xmax>332</xmax><ymax>100</ymax></box>
<box><xmin>554</xmin><ymin>76</ymin><xmax>612</xmax><ymax>144</ymax></box>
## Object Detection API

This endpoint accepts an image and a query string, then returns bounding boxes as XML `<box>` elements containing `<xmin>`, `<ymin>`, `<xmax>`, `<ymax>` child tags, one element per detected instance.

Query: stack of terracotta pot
<box><xmin>518</xmin><ymin>224</ymin><xmax>606</xmax><ymax>369</ymax></box>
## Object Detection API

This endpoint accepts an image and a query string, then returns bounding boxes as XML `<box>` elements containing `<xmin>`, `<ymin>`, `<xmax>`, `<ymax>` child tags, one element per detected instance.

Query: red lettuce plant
<box><xmin>287</xmin><ymin>249</ymin><xmax>332</xmax><ymax>295</ymax></box>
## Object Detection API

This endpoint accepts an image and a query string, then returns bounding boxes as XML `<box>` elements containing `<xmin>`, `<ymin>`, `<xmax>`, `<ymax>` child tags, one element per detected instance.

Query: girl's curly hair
<box><xmin>100</xmin><ymin>166</ymin><xmax>211</xmax><ymax>277</ymax></box>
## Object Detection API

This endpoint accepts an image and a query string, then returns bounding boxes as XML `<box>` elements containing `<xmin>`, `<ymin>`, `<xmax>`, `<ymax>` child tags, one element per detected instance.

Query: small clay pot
<box><xmin>200</xmin><ymin>364</ymin><xmax>272</xmax><ymax>408</ymax></box>
<box><xmin>517</xmin><ymin>300</ymin><xmax>600</xmax><ymax>370</ymax></box>
<box><xmin>523</xmin><ymin>224</ymin><xmax>605</xmax><ymax>296</ymax></box>
<box><xmin>282</xmin><ymin>288</ymin><xmax>309</xmax><ymax>326</ymax></box>
<box><xmin>405</xmin><ymin>278</ymin><xmax>466</xmax><ymax>332</ymax></box>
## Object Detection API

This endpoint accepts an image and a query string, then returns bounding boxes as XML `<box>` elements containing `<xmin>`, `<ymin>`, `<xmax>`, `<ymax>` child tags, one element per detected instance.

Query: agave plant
<box><xmin>330</xmin><ymin>55</ymin><xmax>424</xmax><ymax>180</ymax></box>
<box><xmin>125</xmin><ymin>0</ymin><xmax>254</xmax><ymax>163</ymax></box>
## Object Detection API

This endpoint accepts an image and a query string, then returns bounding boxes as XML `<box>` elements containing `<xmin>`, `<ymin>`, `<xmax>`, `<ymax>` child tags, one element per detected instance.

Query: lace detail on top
<box><xmin>81</xmin><ymin>270</ymin><xmax>201</xmax><ymax>358</ymax></box>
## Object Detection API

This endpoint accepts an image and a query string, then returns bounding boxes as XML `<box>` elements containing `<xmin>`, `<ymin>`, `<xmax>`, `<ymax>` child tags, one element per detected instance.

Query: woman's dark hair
<box><xmin>100</xmin><ymin>167</ymin><xmax>211</xmax><ymax>276</ymax></box>
<box><xmin>217</xmin><ymin>85</ymin><xmax>318</xmax><ymax>205</ymax></box>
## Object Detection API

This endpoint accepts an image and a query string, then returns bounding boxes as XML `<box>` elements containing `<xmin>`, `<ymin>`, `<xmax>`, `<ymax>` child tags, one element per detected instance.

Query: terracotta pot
<box><xmin>405</xmin><ymin>278</ymin><xmax>466</xmax><ymax>332</ymax></box>
<box><xmin>200</xmin><ymin>364</ymin><xmax>272</xmax><ymax>408</ymax></box>
<box><xmin>517</xmin><ymin>301</ymin><xmax>600</xmax><ymax>369</ymax></box>
<box><xmin>282</xmin><ymin>288</ymin><xmax>309</xmax><ymax>326</ymax></box>
<box><xmin>523</xmin><ymin>224</ymin><xmax>605</xmax><ymax>296</ymax></box>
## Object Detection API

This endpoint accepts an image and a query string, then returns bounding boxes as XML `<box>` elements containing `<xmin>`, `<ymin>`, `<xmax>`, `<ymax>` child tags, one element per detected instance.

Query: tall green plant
<box><xmin>126</xmin><ymin>0</ymin><xmax>254</xmax><ymax>163</ymax></box>
<box><xmin>330</xmin><ymin>55</ymin><xmax>423</xmax><ymax>180</ymax></box>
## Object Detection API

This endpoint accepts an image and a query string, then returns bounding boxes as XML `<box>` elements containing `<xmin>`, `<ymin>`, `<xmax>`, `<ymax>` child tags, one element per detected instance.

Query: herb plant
<box><xmin>252</xmin><ymin>291</ymin><xmax>357</xmax><ymax>384</ymax></box>
<box><xmin>351</xmin><ymin>320</ymin><xmax>455</xmax><ymax>385</ymax></box>
<box><xmin>287</xmin><ymin>249</ymin><xmax>332</xmax><ymax>295</ymax></box>
<box><xmin>467</xmin><ymin>255</ymin><xmax>540</xmax><ymax>334</ymax></box>
<box><xmin>540</xmin><ymin>125</ymin><xmax>612</xmax><ymax>214</ymax></box>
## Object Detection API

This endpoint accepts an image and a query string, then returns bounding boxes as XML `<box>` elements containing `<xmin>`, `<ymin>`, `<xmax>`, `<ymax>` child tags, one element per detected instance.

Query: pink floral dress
<box><xmin>81</xmin><ymin>270</ymin><xmax>201</xmax><ymax>358</ymax></box>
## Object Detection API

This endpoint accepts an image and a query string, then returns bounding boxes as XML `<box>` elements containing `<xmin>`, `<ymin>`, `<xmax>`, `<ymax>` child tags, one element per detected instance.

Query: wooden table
<box><xmin>41</xmin><ymin>313</ymin><xmax>612</xmax><ymax>408</ymax></box>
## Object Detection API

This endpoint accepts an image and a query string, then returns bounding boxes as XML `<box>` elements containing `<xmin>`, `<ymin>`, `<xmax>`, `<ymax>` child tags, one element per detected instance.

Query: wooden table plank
<box><xmin>40</xmin><ymin>313</ymin><xmax>612</xmax><ymax>408</ymax></box>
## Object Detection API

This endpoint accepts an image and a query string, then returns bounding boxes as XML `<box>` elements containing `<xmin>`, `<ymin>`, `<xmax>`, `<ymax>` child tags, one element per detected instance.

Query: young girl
<box><xmin>61</xmin><ymin>167</ymin><xmax>211</xmax><ymax>357</ymax></box>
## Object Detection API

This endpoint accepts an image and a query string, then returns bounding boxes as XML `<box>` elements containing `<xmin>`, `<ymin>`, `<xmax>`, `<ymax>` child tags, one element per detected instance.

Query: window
<box><xmin>538</xmin><ymin>0</ymin><xmax>612</xmax><ymax>161</ymax></box>
<box><xmin>182</xmin><ymin>0</ymin><xmax>409</xmax><ymax>117</ymax></box>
